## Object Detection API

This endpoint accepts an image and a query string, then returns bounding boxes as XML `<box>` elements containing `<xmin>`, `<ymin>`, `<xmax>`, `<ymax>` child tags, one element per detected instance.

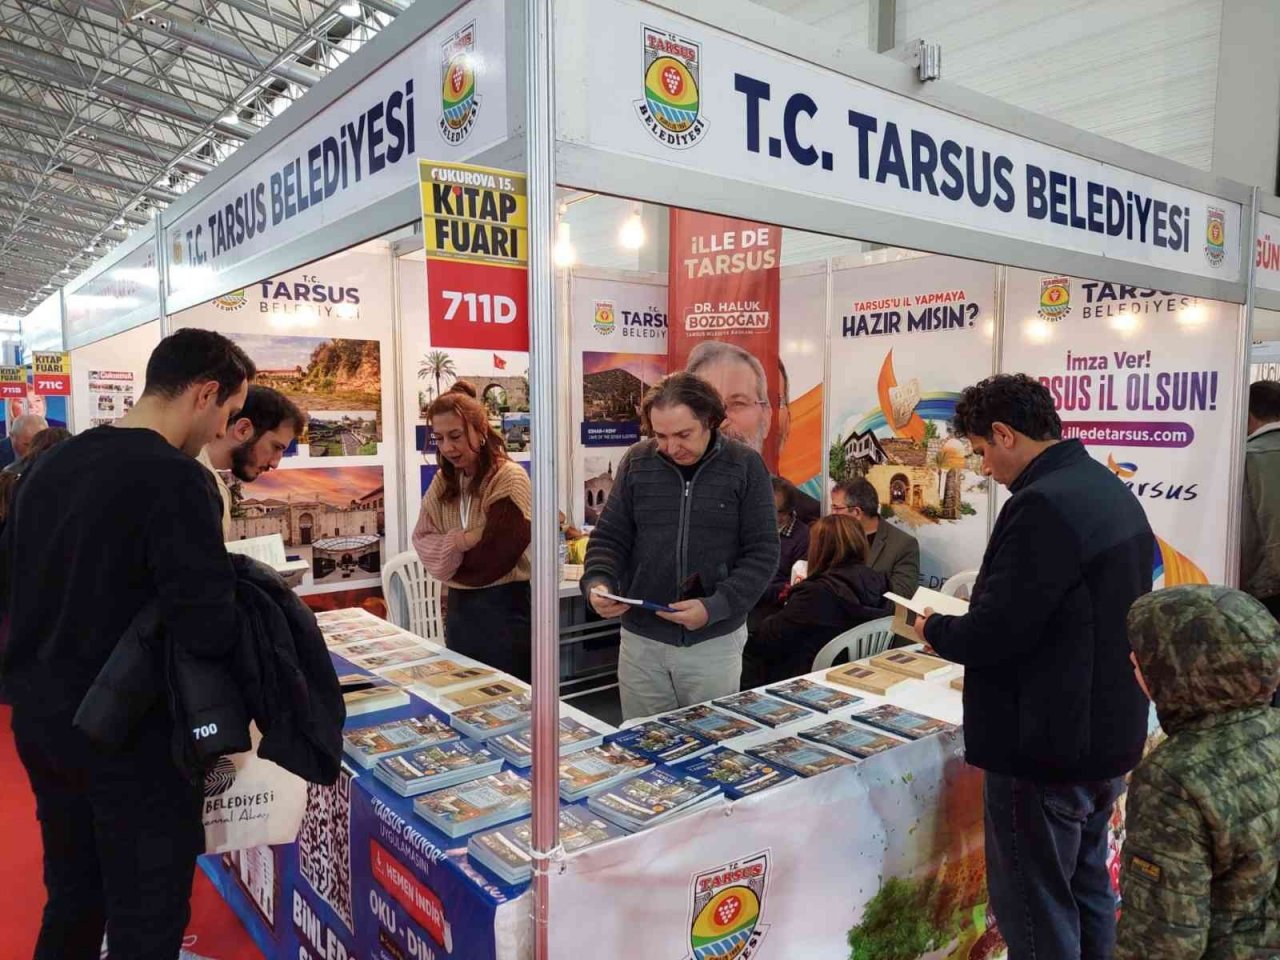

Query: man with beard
<box><xmin>200</xmin><ymin>385</ymin><xmax>306</xmax><ymax>537</ymax></box>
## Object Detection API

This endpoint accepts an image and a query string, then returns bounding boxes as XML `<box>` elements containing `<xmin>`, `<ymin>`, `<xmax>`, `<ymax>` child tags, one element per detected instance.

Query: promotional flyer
<box><xmin>827</xmin><ymin>254</ymin><xmax>996</xmax><ymax>590</ymax></box>
<box><xmin>1002</xmin><ymin>269</ymin><xmax>1241</xmax><ymax>585</ymax></box>
<box><xmin>668</xmin><ymin>211</ymin><xmax>782</xmax><ymax>470</ymax></box>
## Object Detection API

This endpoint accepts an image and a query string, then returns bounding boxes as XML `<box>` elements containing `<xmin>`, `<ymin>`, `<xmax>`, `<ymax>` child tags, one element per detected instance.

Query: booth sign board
<box><xmin>558</xmin><ymin>0</ymin><xmax>1245</xmax><ymax>285</ymax></box>
<box><xmin>1256</xmin><ymin>211</ymin><xmax>1280</xmax><ymax>294</ymax></box>
<box><xmin>164</xmin><ymin>0</ymin><xmax>508</xmax><ymax>305</ymax></box>
<box><xmin>64</xmin><ymin>238</ymin><xmax>160</xmax><ymax>350</ymax></box>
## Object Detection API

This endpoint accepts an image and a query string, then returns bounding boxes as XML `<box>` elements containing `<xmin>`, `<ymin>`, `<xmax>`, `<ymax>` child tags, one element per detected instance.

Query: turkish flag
<box><xmin>493</xmin><ymin>353</ymin><xmax>507</xmax><ymax>370</ymax></box>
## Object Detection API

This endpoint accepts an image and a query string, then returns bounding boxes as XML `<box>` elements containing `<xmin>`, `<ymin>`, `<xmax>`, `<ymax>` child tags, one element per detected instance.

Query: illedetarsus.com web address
<box><xmin>1060</xmin><ymin>421</ymin><xmax>1194</xmax><ymax>448</ymax></box>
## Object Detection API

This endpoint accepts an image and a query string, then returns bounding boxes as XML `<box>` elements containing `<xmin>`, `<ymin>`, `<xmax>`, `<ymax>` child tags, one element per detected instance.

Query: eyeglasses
<box><xmin>724</xmin><ymin>399</ymin><xmax>769</xmax><ymax>417</ymax></box>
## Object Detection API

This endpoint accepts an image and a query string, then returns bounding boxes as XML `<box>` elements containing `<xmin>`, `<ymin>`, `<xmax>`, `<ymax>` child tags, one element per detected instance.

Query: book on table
<box><xmin>558</xmin><ymin>743</ymin><xmax>654</xmax><ymax>802</ymax></box>
<box><xmin>747</xmin><ymin>736</ymin><xmax>857</xmax><ymax>778</ymax></box>
<box><xmin>467</xmin><ymin>805</ymin><xmax>626</xmax><ymax>885</ymax></box>
<box><xmin>587</xmin><ymin>767</ymin><xmax>722</xmax><ymax>832</ymax></box>
<box><xmin>765</xmin><ymin>678</ymin><xmax>864</xmax><ymax>714</ymax></box>
<box><xmin>851</xmin><ymin>704</ymin><xmax>956</xmax><ymax>741</ymax></box>
<box><xmin>327</xmin><ymin>630</ymin><xmax>415</xmax><ymax>654</ymax></box>
<box><xmin>343</xmin><ymin>715</ymin><xmax>460</xmax><ymax>768</ymax></box>
<box><xmin>799</xmin><ymin>719</ymin><xmax>907</xmax><ymax>759</ymax></box>
<box><xmin>380</xmin><ymin>660</ymin><xmax>462</xmax><ymax>688</ymax></box>
<box><xmin>450</xmin><ymin>695</ymin><xmax>533</xmax><ymax>740</ymax></box>
<box><xmin>712</xmin><ymin>690</ymin><xmax>813</xmax><ymax>728</ymax></box>
<box><xmin>419</xmin><ymin>665</ymin><xmax>499</xmax><ymax>689</ymax></box>
<box><xmin>338</xmin><ymin>674</ymin><xmax>410</xmax><ymax>717</ymax></box>
<box><xmin>608</xmin><ymin>720</ymin><xmax>715</xmax><ymax>765</ymax></box>
<box><xmin>349</xmin><ymin>644</ymin><xmax>437</xmax><ymax>672</ymax></box>
<box><xmin>824</xmin><ymin>662</ymin><xmax>911</xmax><ymax>696</ymax></box>
<box><xmin>372</xmin><ymin>740</ymin><xmax>503</xmax><ymax>797</ymax></box>
<box><xmin>413</xmin><ymin>770</ymin><xmax>533</xmax><ymax>839</ymax></box>
<box><xmin>487</xmin><ymin>718</ymin><xmax>604</xmax><ymax>768</ymax></box>
<box><xmin>681</xmin><ymin>747</ymin><xmax>796</xmax><ymax>799</ymax></box>
<box><xmin>657</xmin><ymin>704</ymin><xmax>760</xmax><ymax>743</ymax></box>
<box><xmin>868</xmin><ymin>650</ymin><xmax>953</xmax><ymax>680</ymax></box>
<box><xmin>446</xmin><ymin>679</ymin><xmax>528</xmax><ymax>709</ymax></box>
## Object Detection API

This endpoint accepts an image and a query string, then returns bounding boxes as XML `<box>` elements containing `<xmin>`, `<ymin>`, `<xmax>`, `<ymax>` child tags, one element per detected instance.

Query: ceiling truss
<box><xmin>0</xmin><ymin>0</ymin><xmax>403</xmax><ymax>315</ymax></box>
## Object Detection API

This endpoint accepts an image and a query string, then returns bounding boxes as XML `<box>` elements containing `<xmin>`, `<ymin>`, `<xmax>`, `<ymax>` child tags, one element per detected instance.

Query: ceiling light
<box><xmin>553</xmin><ymin>221</ymin><xmax>575</xmax><ymax>268</ymax></box>
<box><xmin>619</xmin><ymin>206</ymin><xmax>645</xmax><ymax>251</ymax></box>
<box><xmin>222</xmin><ymin>111</ymin><xmax>239</xmax><ymax>124</ymax></box>
<box><xmin>113</xmin><ymin>217</ymin><xmax>125</xmax><ymax>227</ymax></box>
<box><xmin>339</xmin><ymin>1</ymin><xmax>361</xmax><ymax>16</ymax></box>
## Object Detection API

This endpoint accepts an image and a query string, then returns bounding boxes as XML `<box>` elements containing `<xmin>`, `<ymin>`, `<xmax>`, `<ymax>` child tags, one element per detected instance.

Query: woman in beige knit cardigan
<box><xmin>413</xmin><ymin>382</ymin><xmax>533</xmax><ymax>680</ymax></box>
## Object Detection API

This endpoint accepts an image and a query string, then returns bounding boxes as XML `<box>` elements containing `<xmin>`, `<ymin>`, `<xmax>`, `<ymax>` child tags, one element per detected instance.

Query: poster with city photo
<box><xmin>229</xmin><ymin>465</ymin><xmax>385</xmax><ymax>589</ymax></box>
<box><xmin>827</xmin><ymin>254</ymin><xmax>996</xmax><ymax>590</ymax></box>
<box><xmin>581</xmin><ymin>351</ymin><xmax>666</xmax><ymax>447</ymax></box>
<box><xmin>415</xmin><ymin>348</ymin><xmax>530</xmax><ymax>454</ymax></box>
<box><xmin>582</xmin><ymin>450</ymin><xmax>623</xmax><ymax>525</ymax></box>
<box><xmin>227</xmin><ymin>333</ymin><xmax>382</xmax><ymax>451</ymax></box>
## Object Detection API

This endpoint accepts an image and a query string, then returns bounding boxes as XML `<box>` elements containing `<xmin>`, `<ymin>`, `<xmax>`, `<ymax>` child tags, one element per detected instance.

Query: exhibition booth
<box><xmin>29</xmin><ymin>0</ymin><xmax>1277</xmax><ymax>957</ymax></box>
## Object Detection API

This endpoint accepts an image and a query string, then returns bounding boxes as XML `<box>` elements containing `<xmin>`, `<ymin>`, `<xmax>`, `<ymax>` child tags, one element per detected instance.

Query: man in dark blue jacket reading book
<box><xmin>915</xmin><ymin>374</ymin><xmax>1152</xmax><ymax>960</ymax></box>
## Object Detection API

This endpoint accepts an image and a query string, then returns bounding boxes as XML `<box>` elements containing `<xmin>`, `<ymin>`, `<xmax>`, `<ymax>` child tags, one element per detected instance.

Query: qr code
<box><xmin>297</xmin><ymin>767</ymin><xmax>354</xmax><ymax>932</ymax></box>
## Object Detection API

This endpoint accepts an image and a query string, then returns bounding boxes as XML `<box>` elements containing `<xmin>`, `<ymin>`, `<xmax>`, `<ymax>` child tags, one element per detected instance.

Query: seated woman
<box><xmin>746</xmin><ymin>514</ymin><xmax>892</xmax><ymax>685</ymax></box>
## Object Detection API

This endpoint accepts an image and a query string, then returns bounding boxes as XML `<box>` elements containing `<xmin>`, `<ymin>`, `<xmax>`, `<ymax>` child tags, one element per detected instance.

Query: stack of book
<box><xmin>712</xmin><ymin>690</ymin><xmax>813</xmax><ymax>728</ymax></box>
<box><xmin>852</xmin><ymin>704</ymin><xmax>956</xmax><ymax>740</ymax></box>
<box><xmin>349</xmin><ymin>645</ymin><xmax>437</xmax><ymax>672</ymax></box>
<box><xmin>419</xmin><ymin>665</ymin><xmax>499</xmax><ymax>690</ymax></box>
<box><xmin>558</xmin><ymin>743</ymin><xmax>654</xmax><ymax>802</ymax></box>
<box><xmin>658</xmin><ymin>704</ymin><xmax>760</xmax><ymax>743</ymax></box>
<box><xmin>868</xmin><ymin>650</ymin><xmax>953</xmax><ymax>680</ymax></box>
<box><xmin>587</xmin><ymin>768</ymin><xmax>722</xmax><ymax>832</ymax></box>
<box><xmin>488</xmin><ymin>717</ymin><xmax>604</xmax><ymax>768</ymax></box>
<box><xmin>748</xmin><ymin>736</ymin><xmax>856</xmax><ymax>778</ymax></box>
<box><xmin>799</xmin><ymin>719</ymin><xmax>906</xmax><ymax>759</ymax></box>
<box><xmin>468</xmin><ymin>805</ymin><xmax>626</xmax><ymax>885</ymax></box>
<box><xmin>765</xmin><ymin>678</ymin><xmax>864</xmax><ymax>714</ymax></box>
<box><xmin>446</xmin><ymin>679</ymin><xmax>528</xmax><ymax>709</ymax></box>
<box><xmin>373</xmin><ymin>740</ymin><xmax>503</xmax><ymax>797</ymax></box>
<box><xmin>824</xmin><ymin>662</ymin><xmax>911</xmax><ymax>696</ymax></box>
<box><xmin>413</xmin><ymin>770</ymin><xmax>533</xmax><ymax>839</ymax></box>
<box><xmin>609</xmin><ymin>721</ymin><xmax>715</xmax><ymax>765</ymax></box>
<box><xmin>343</xmin><ymin>715</ymin><xmax>460</xmax><ymax>769</ymax></box>
<box><xmin>380</xmin><ymin>660</ymin><xmax>464</xmax><ymax>688</ymax></box>
<box><xmin>450</xmin><ymin>695</ymin><xmax>533</xmax><ymax>740</ymax></box>
<box><xmin>337</xmin><ymin>674</ymin><xmax>410</xmax><ymax>717</ymax></box>
<box><xmin>681</xmin><ymin>747</ymin><xmax>796</xmax><ymax>799</ymax></box>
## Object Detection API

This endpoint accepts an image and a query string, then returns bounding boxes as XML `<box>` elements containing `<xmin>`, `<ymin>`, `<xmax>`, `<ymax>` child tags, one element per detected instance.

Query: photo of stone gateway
<box><xmin>228</xmin><ymin>466</ymin><xmax>386</xmax><ymax>585</ymax></box>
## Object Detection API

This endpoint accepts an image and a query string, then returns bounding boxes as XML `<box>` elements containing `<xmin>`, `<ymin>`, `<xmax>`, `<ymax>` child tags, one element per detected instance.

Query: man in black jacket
<box><xmin>916</xmin><ymin>374</ymin><xmax>1152</xmax><ymax>960</ymax></box>
<box><xmin>1</xmin><ymin>329</ymin><xmax>253</xmax><ymax>960</ymax></box>
<box><xmin>584</xmin><ymin>373</ymin><xmax>779</xmax><ymax>720</ymax></box>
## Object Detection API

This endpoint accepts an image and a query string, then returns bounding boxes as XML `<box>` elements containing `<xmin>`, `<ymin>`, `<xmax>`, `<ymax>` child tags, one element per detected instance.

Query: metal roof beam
<box><xmin>83</xmin><ymin>0</ymin><xmax>323</xmax><ymax>89</ymax></box>
<box><xmin>0</xmin><ymin>203</ymin><xmax>128</xmax><ymax>242</ymax></box>
<box><xmin>0</xmin><ymin>143</ymin><xmax>178</xmax><ymax>204</ymax></box>
<box><xmin>0</xmin><ymin>38</ymin><xmax>254</xmax><ymax>140</ymax></box>
<box><xmin>0</xmin><ymin>181</ymin><xmax>148</xmax><ymax>224</ymax></box>
<box><xmin>0</xmin><ymin>94</ymin><xmax>213</xmax><ymax>177</ymax></box>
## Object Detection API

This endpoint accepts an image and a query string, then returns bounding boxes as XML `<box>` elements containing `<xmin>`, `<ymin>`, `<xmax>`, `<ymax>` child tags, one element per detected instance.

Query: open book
<box><xmin>884</xmin><ymin>587</ymin><xmax>970</xmax><ymax>640</ymax></box>
<box><xmin>226</xmin><ymin>534</ymin><xmax>311</xmax><ymax>586</ymax></box>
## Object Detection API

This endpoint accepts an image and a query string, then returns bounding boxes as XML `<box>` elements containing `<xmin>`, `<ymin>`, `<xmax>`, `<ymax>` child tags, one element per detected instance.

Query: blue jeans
<box><xmin>984</xmin><ymin>773</ymin><xmax>1125</xmax><ymax>960</ymax></box>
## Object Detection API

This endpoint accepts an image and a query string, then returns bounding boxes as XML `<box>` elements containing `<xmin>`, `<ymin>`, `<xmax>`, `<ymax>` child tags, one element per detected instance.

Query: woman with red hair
<box><xmin>412</xmin><ymin>382</ymin><xmax>533</xmax><ymax>680</ymax></box>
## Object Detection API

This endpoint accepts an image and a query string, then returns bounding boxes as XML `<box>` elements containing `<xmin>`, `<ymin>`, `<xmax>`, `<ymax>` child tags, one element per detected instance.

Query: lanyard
<box><xmin>460</xmin><ymin>490</ymin><xmax>472</xmax><ymax>530</ymax></box>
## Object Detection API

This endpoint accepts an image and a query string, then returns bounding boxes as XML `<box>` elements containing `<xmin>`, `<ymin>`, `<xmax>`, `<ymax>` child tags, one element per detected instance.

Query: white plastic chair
<box><xmin>381</xmin><ymin>551</ymin><xmax>445</xmax><ymax>644</ymax></box>
<box><xmin>810</xmin><ymin>616</ymin><xmax>896</xmax><ymax>671</ymax></box>
<box><xmin>940</xmin><ymin>570</ymin><xmax>979</xmax><ymax>600</ymax></box>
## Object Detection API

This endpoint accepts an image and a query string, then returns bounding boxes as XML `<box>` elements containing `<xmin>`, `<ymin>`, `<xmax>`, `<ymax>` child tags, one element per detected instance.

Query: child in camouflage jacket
<box><xmin>1116</xmin><ymin>585</ymin><xmax>1280</xmax><ymax>960</ymax></box>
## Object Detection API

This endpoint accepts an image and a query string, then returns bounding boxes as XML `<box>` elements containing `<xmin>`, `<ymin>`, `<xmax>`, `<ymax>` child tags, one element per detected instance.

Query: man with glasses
<box><xmin>830</xmin><ymin>477</ymin><xmax>919</xmax><ymax>598</ymax></box>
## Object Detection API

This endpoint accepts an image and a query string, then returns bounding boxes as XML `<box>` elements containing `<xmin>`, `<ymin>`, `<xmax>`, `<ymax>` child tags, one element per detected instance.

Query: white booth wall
<box><xmin>68</xmin><ymin>321</ymin><xmax>161</xmax><ymax>431</ymax></box>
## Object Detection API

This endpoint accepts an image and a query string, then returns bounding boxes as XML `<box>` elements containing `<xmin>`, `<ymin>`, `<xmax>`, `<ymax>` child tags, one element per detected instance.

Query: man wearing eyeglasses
<box><xmin>686</xmin><ymin>340</ymin><xmax>773</xmax><ymax>453</ymax></box>
<box><xmin>830</xmin><ymin>477</ymin><xmax>920</xmax><ymax>599</ymax></box>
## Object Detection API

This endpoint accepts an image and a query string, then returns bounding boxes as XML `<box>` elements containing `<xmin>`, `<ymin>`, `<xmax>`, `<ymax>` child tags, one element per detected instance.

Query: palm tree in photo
<box><xmin>419</xmin><ymin>351</ymin><xmax>457</xmax><ymax>399</ymax></box>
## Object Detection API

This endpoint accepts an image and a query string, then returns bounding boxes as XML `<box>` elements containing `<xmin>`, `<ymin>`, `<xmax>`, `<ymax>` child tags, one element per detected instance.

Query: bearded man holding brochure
<box><xmin>912</xmin><ymin>374</ymin><xmax>1153</xmax><ymax>960</ymax></box>
<box><xmin>583</xmin><ymin>373</ymin><xmax>779</xmax><ymax>721</ymax></box>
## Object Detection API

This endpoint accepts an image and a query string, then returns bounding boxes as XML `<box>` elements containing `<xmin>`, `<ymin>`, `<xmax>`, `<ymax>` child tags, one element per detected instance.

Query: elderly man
<box><xmin>0</xmin><ymin>413</ymin><xmax>47</xmax><ymax>470</ymax></box>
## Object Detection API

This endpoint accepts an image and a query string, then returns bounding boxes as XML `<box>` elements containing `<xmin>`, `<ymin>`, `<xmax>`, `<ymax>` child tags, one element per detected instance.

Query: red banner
<box><xmin>668</xmin><ymin>210</ymin><xmax>782</xmax><ymax>470</ymax></box>
<box><xmin>425</xmin><ymin>258</ymin><xmax>529</xmax><ymax>352</ymax></box>
<box><xmin>369</xmin><ymin>840</ymin><xmax>449</xmax><ymax>948</ymax></box>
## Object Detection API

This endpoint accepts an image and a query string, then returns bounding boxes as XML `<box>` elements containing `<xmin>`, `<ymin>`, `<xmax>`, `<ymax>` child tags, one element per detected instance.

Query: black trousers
<box><xmin>445</xmin><ymin>580</ymin><xmax>532</xmax><ymax>682</ymax></box>
<box><xmin>12</xmin><ymin>706</ymin><xmax>204</xmax><ymax>960</ymax></box>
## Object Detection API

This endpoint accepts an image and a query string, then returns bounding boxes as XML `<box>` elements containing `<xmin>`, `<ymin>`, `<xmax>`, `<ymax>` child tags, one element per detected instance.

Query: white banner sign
<box><xmin>64</xmin><ymin>236</ymin><xmax>159</xmax><ymax>350</ymax></box>
<box><xmin>1002</xmin><ymin>268</ymin><xmax>1240</xmax><ymax>585</ymax></box>
<box><xmin>165</xmin><ymin>0</ymin><xmax>508</xmax><ymax>304</ymax></box>
<box><xmin>1255</xmin><ymin>210</ymin><xmax>1280</xmax><ymax>293</ymax></box>
<box><xmin>559</xmin><ymin>0</ymin><xmax>1243</xmax><ymax>284</ymax></box>
<box><xmin>827</xmin><ymin>254</ymin><xmax>995</xmax><ymax>589</ymax></box>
